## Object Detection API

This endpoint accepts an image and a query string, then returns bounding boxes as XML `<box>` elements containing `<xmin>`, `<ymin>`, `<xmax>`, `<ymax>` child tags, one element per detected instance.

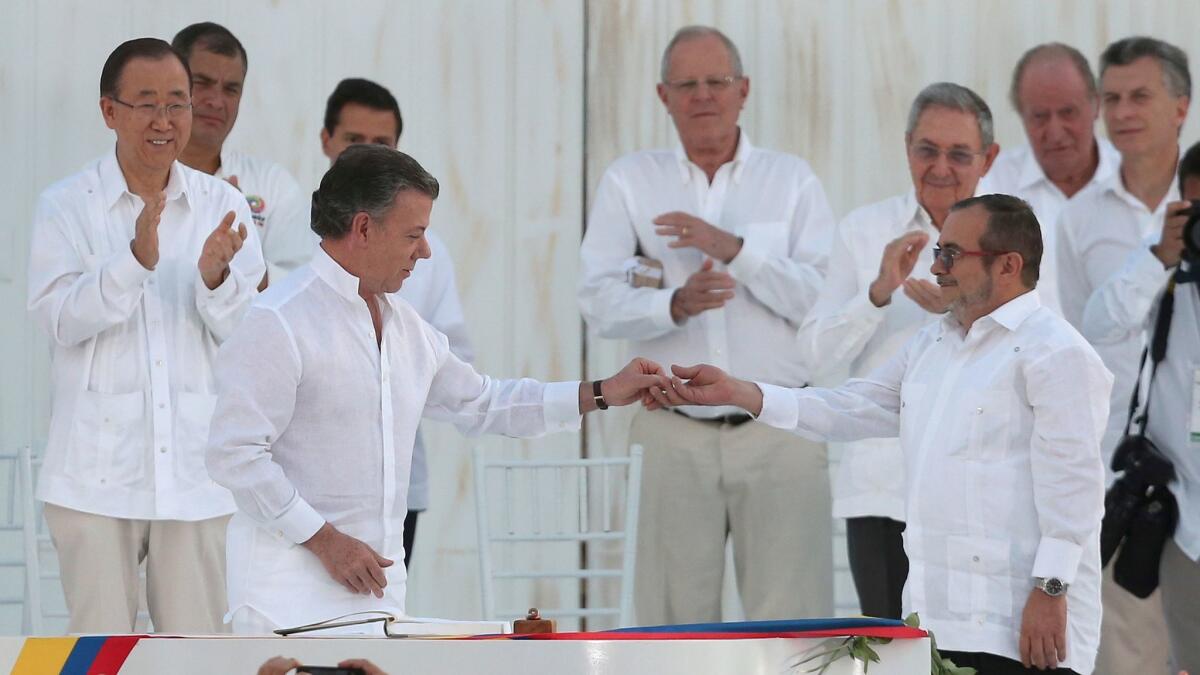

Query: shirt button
<box><xmin>936</xmin><ymin>337</ymin><xmax>943</xmax><ymax>343</ymax></box>
<box><xmin>976</xmin><ymin>407</ymin><xmax>984</xmax><ymax>414</ymax></box>
<box><xmin>155</xmin><ymin>359</ymin><xmax>163</xmax><ymax>367</ymax></box>
<box><xmin>972</xmin><ymin>555</ymin><xmax>980</xmax><ymax>562</ymax></box>
<box><xmin>160</xmin><ymin>446</ymin><xmax>168</xmax><ymax>453</ymax></box>
<box><xmin>158</xmin><ymin>403</ymin><xmax>166</xmax><ymax>409</ymax></box>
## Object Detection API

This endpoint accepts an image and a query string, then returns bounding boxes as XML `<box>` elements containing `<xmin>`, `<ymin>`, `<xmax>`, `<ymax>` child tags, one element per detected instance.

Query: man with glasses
<box><xmin>1056</xmin><ymin>37</ymin><xmax>1190</xmax><ymax>674</ymax></box>
<box><xmin>173</xmin><ymin>22</ymin><xmax>313</xmax><ymax>289</ymax></box>
<box><xmin>979</xmin><ymin>44</ymin><xmax>1120</xmax><ymax>316</ymax></box>
<box><xmin>579</xmin><ymin>25</ymin><xmax>836</xmax><ymax>624</ymax></box>
<box><xmin>659</xmin><ymin>194</ymin><xmax>1110</xmax><ymax>675</ymax></box>
<box><xmin>797</xmin><ymin>82</ymin><xmax>997</xmax><ymax>620</ymax></box>
<box><xmin>26</xmin><ymin>38</ymin><xmax>264</xmax><ymax>633</ymax></box>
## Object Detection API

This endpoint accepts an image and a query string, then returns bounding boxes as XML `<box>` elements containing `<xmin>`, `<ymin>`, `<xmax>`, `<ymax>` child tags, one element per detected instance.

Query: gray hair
<box><xmin>1100</xmin><ymin>36</ymin><xmax>1191</xmax><ymax>99</ymax></box>
<box><xmin>1009</xmin><ymin>42</ymin><xmax>1097</xmax><ymax>111</ymax></box>
<box><xmin>311</xmin><ymin>144</ymin><xmax>439</xmax><ymax>240</ymax></box>
<box><xmin>660</xmin><ymin>25</ymin><xmax>744</xmax><ymax>83</ymax></box>
<box><xmin>906</xmin><ymin>82</ymin><xmax>995</xmax><ymax>148</ymax></box>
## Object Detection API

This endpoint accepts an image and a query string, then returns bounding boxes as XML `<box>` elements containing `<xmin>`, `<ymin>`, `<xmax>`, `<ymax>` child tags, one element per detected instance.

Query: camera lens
<box><xmin>1185</xmin><ymin>199</ymin><xmax>1200</xmax><ymax>260</ymax></box>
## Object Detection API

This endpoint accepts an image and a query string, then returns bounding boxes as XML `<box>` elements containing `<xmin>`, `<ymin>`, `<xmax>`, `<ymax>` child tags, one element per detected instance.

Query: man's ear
<box><xmin>348</xmin><ymin>211</ymin><xmax>372</xmax><ymax>248</ymax></box>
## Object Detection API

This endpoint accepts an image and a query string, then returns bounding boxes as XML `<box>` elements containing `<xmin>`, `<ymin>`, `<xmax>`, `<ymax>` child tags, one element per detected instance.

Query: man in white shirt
<box><xmin>26</xmin><ymin>38</ymin><xmax>265</xmax><ymax>633</ymax></box>
<box><xmin>320</xmin><ymin>77</ymin><xmax>474</xmax><ymax>568</ymax></box>
<box><xmin>579</xmin><ymin>25</ymin><xmax>836</xmax><ymax>624</ymax></box>
<box><xmin>173</xmin><ymin>22</ymin><xmax>313</xmax><ymax>288</ymax></box>
<box><xmin>207</xmin><ymin>144</ymin><xmax>667</xmax><ymax>633</ymax></box>
<box><xmin>979</xmin><ymin>43</ymin><xmax>1120</xmax><ymax>315</ymax></box>
<box><xmin>1138</xmin><ymin>143</ymin><xmax>1200</xmax><ymax>674</ymax></box>
<box><xmin>660</xmin><ymin>194</ymin><xmax>1110</xmax><ymax>675</ymax></box>
<box><xmin>1056</xmin><ymin>37</ymin><xmax>1191</xmax><ymax>675</ymax></box>
<box><xmin>797</xmin><ymin>82</ymin><xmax>998</xmax><ymax>619</ymax></box>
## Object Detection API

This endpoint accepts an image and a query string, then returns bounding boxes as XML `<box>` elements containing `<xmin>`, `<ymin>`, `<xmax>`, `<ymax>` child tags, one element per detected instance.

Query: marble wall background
<box><xmin>1</xmin><ymin>0</ymin><xmax>1198</xmax><ymax>633</ymax></box>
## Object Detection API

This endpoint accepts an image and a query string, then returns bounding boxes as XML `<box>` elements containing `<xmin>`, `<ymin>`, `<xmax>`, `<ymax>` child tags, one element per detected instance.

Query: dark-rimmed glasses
<box><xmin>932</xmin><ymin>246</ymin><xmax>1013</xmax><ymax>270</ymax></box>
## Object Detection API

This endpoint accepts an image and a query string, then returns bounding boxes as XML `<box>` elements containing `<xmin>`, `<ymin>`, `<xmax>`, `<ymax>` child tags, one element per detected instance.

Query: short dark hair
<box><xmin>951</xmin><ymin>194</ymin><xmax>1043</xmax><ymax>288</ymax></box>
<box><xmin>1009</xmin><ymin>43</ymin><xmax>1097</xmax><ymax>111</ymax></box>
<box><xmin>1180</xmin><ymin>141</ymin><xmax>1200</xmax><ymax>193</ymax></box>
<box><xmin>1100</xmin><ymin>36</ymin><xmax>1191</xmax><ymax>99</ymax></box>
<box><xmin>311</xmin><ymin>144</ymin><xmax>439</xmax><ymax>240</ymax></box>
<box><xmin>100</xmin><ymin>38</ymin><xmax>192</xmax><ymax>99</ymax></box>
<box><xmin>323</xmin><ymin>78</ymin><xmax>403</xmax><ymax>141</ymax></box>
<box><xmin>172</xmin><ymin>22</ymin><xmax>249</xmax><ymax>71</ymax></box>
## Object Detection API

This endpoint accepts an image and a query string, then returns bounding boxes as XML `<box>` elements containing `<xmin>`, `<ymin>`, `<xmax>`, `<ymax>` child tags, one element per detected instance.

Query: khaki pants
<box><xmin>43</xmin><ymin>503</ymin><xmax>231</xmax><ymax>634</ymax></box>
<box><xmin>632</xmin><ymin>408</ymin><xmax>833</xmax><ymax>624</ymax></box>
<box><xmin>1093</xmin><ymin>556</ymin><xmax>1171</xmax><ymax>675</ymax></box>
<box><xmin>1160</xmin><ymin>539</ymin><xmax>1200</xmax><ymax>673</ymax></box>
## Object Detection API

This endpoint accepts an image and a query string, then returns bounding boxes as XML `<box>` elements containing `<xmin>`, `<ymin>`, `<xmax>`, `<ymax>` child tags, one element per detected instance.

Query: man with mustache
<box><xmin>979</xmin><ymin>43</ymin><xmax>1120</xmax><ymax>315</ymax></box>
<box><xmin>579</xmin><ymin>25</ymin><xmax>836</xmax><ymax>624</ymax></box>
<box><xmin>797</xmin><ymin>82</ymin><xmax>997</xmax><ymax>620</ymax></box>
<box><xmin>27</xmin><ymin>37</ymin><xmax>264</xmax><ymax>633</ymax></box>
<box><xmin>1056</xmin><ymin>36</ymin><xmax>1190</xmax><ymax>675</ymax></box>
<box><xmin>174</xmin><ymin>22</ymin><xmax>313</xmax><ymax>289</ymax></box>
<box><xmin>660</xmin><ymin>194</ymin><xmax>1110</xmax><ymax>675</ymax></box>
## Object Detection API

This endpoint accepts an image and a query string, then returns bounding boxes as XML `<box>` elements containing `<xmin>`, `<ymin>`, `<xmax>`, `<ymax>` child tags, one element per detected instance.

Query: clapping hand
<box><xmin>669</xmin><ymin>258</ymin><xmax>736</xmax><ymax>324</ymax></box>
<box><xmin>654</xmin><ymin>211</ymin><xmax>743</xmax><ymax>263</ymax></box>
<box><xmin>198</xmin><ymin>210</ymin><xmax>249</xmax><ymax>290</ymax></box>
<box><xmin>868</xmin><ymin>231</ymin><xmax>929</xmax><ymax>307</ymax></box>
<box><xmin>902</xmin><ymin>278</ymin><xmax>949</xmax><ymax>314</ymax></box>
<box><xmin>131</xmin><ymin>191</ymin><xmax>166</xmax><ymax>270</ymax></box>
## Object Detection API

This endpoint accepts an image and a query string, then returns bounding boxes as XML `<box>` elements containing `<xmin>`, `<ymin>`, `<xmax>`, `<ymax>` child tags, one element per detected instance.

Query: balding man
<box><xmin>979</xmin><ymin>43</ymin><xmax>1120</xmax><ymax>315</ymax></box>
<box><xmin>579</xmin><ymin>25</ymin><xmax>836</xmax><ymax>624</ymax></box>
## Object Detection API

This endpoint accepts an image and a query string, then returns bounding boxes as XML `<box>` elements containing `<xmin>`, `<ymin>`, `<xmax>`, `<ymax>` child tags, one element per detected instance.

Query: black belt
<box><xmin>671</xmin><ymin>408</ymin><xmax>754</xmax><ymax>427</ymax></box>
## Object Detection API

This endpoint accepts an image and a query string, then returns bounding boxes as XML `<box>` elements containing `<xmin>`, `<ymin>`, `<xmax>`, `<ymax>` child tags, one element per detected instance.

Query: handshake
<box><xmin>594</xmin><ymin>359</ymin><xmax>764</xmax><ymax>416</ymax></box>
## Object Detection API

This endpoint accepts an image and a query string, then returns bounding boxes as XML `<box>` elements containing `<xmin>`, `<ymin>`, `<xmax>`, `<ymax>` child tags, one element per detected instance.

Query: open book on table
<box><xmin>274</xmin><ymin>611</ymin><xmax>513</xmax><ymax>637</ymax></box>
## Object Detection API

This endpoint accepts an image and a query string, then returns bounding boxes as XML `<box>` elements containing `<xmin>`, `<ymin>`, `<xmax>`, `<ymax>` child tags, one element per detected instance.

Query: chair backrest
<box><xmin>473</xmin><ymin>444</ymin><xmax>644</xmax><ymax>628</ymax></box>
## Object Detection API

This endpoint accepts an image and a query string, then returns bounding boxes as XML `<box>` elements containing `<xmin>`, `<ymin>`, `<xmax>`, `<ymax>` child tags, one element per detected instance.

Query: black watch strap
<box><xmin>592</xmin><ymin>380</ymin><xmax>608</xmax><ymax>410</ymax></box>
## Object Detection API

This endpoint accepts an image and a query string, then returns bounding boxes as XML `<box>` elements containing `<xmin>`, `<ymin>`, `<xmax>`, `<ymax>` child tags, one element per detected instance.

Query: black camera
<box><xmin>1182</xmin><ymin>199</ymin><xmax>1200</xmax><ymax>260</ymax></box>
<box><xmin>1099</xmin><ymin>434</ymin><xmax>1179</xmax><ymax>597</ymax></box>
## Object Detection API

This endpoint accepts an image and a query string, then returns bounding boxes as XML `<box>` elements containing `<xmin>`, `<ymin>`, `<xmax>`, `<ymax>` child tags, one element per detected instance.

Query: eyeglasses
<box><xmin>663</xmin><ymin>75</ymin><xmax>741</xmax><ymax>95</ymax></box>
<box><xmin>909</xmin><ymin>143</ymin><xmax>985</xmax><ymax>167</ymax></box>
<box><xmin>932</xmin><ymin>246</ymin><xmax>1014</xmax><ymax>269</ymax></box>
<box><xmin>110</xmin><ymin>97</ymin><xmax>193</xmax><ymax>120</ymax></box>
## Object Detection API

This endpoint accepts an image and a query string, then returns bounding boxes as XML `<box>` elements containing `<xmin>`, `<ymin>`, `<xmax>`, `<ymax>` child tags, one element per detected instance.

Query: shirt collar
<box><xmin>310</xmin><ymin>244</ymin><xmax>364</xmax><ymax>303</ymax></box>
<box><xmin>940</xmin><ymin>288</ymin><xmax>1042</xmax><ymax>336</ymax></box>
<box><xmin>903</xmin><ymin>189</ymin><xmax>937</xmax><ymax>231</ymax></box>
<box><xmin>98</xmin><ymin>146</ymin><xmax>188</xmax><ymax>209</ymax></box>
<box><xmin>1105</xmin><ymin>147</ymin><xmax>1181</xmax><ymax>213</ymax></box>
<box><xmin>674</xmin><ymin>128</ymin><xmax>754</xmax><ymax>184</ymax></box>
<box><xmin>1018</xmin><ymin>138</ymin><xmax>1120</xmax><ymax>193</ymax></box>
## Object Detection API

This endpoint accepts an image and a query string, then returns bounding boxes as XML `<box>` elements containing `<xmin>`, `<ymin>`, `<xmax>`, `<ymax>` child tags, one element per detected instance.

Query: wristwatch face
<box><xmin>1042</xmin><ymin>578</ymin><xmax>1066</xmax><ymax>596</ymax></box>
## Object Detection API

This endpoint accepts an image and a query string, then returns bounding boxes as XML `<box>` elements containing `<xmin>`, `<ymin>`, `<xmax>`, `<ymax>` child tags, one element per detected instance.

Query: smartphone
<box><xmin>297</xmin><ymin>667</ymin><xmax>365</xmax><ymax>675</ymax></box>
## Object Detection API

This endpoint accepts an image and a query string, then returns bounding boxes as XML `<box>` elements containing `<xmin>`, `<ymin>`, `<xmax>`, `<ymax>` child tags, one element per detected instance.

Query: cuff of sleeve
<box><xmin>196</xmin><ymin>268</ymin><xmax>242</xmax><ymax>306</ymax></box>
<box><xmin>271</xmin><ymin>495</ymin><xmax>326</xmax><ymax>545</ymax></box>
<box><xmin>108</xmin><ymin>244</ymin><xmax>154</xmax><ymax>291</ymax></box>
<box><xmin>754</xmin><ymin>382</ymin><xmax>800</xmax><ymax>430</ymax></box>
<box><xmin>651</xmin><ymin>287</ymin><xmax>680</xmax><ymax>330</ymax></box>
<box><xmin>543</xmin><ymin>381</ymin><xmax>584</xmax><ymax>433</ymax></box>
<box><xmin>1031</xmin><ymin>536</ymin><xmax>1084</xmax><ymax>584</ymax></box>
<box><xmin>850</xmin><ymin>284</ymin><xmax>890</xmax><ymax>320</ymax></box>
<box><xmin>726</xmin><ymin>229</ymin><xmax>770</xmax><ymax>281</ymax></box>
<box><xmin>1130</xmin><ymin>244</ymin><xmax>1172</xmax><ymax>287</ymax></box>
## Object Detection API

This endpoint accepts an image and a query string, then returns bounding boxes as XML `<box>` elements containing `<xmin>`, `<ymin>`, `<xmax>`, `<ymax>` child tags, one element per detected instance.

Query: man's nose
<box><xmin>418</xmin><ymin>236</ymin><xmax>432</xmax><ymax>259</ymax></box>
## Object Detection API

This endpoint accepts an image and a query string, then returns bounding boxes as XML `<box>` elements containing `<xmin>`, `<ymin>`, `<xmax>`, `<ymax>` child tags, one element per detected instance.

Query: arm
<box><xmin>26</xmin><ymin>193</ymin><xmax>153</xmax><ymax>346</ymax></box>
<box><xmin>578</xmin><ymin>168</ymin><xmax>679</xmax><ymax>340</ymax></box>
<box><xmin>194</xmin><ymin>191</ymin><xmax>267</xmax><ymax>342</ymax></box>
<box><xmin>726</xmin><ymin>173</ymin><xmax>835</xmax><ymax>325</ymax></box>
<box><xmin>260</xmin><ymin>167</ymin><xmax>317</xmax><ymax>284</ymax></box>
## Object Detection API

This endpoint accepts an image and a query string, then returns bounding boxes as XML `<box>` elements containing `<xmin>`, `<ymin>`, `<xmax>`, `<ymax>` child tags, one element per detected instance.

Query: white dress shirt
<box><xmin>978</xmin><ymin>139</ymin><xmax>1120</xmax><ymax>316</ymax></box>
<box><xmin>1142</xmin><ymin>267</ymin><xmax>1200</xmax><ymax>562</ymax></box>
<box><xmin>796</xmin><ymin>191</ymin><xmax>941</xmax><ymax>521</ymax></box>
<box><xmin>1057</xmin><ymin>166</ymin><xmax>1177</xmax><ymax>469</ymax></box>
<box><xmin>394</xmin><ymin>230</ymin><xmax>474</xmax><ymax>511</ymax></box>
<box><xmin>207</xmin><ymin>246</ymin><xmax>581</xmax><ymax>627</ymax></box>
<box><xmin>215</xmin><ymin>148</ymin><xmax>316</xmax><ymax>284</ymax></box>
<box><xmin>759</xmin><ymin>290</ymin><xmax>1110</xmax><ymax>675</ymax></box>
<box><xmin>27</xmin><ymin>150</ymin><xmax>265</xmax><ymax>521</ymax></box>
<box><xmin>579</xmin><ymin>131</ymin><xmax>835</xmax><ymax>416</ymax></box>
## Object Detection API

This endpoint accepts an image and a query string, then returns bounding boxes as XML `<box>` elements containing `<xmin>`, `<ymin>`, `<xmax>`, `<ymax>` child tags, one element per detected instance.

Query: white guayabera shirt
<box><xmin>758</xmin><ymin>290</ymin><xmax>1110</xmax><ymax>675</ymax></box>
<box><xmin>796</xmin><ymin>190</ymin><xmax>940</xmax><ymax>522</ymax></box>
<box><xmin>27</xmin><ymin>150</ymin><xmax>264</xmax><ymax>521</ymax></box>
<box><xmin>578</xmin><ymin>131</ymin><xmax>835</xmax><ymax>417</ymax></box>
<box><xmin>207</xmin><ymin>246</ymin><xmax>581</xmax><ymax>628</ymax></box>
<box><xmin>978</xmin><ymin>139</ymin><xmax>1120</xmax><ymax>316</ymax></box>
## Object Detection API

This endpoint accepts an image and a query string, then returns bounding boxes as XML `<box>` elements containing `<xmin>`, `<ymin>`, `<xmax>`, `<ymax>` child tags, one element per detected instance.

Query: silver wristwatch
<box><xmin>1034</xmin><ymin>577</ymin><xmax>1068</xmax><ymax>597</ymax></box>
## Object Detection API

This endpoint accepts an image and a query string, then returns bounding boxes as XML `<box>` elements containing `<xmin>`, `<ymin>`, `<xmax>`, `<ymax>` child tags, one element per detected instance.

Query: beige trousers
<box><xmin>1160</xmin><ymin>539</ymin><xmax>1200</xmax><ymax>673</ymax></box>
<box><xmin>631</xmin><ymin>408</ymin><xmax>833</xmax><ymax>624</ymax></box>
<box><xmin>43</xmin><ymin>503</ymin><xmax>231</xmax><ymax>634</ymax></box>
<box><xmin>1092</xmin><ymin>556</ymin><xmax>1171</xmax><ymax>675</ymax></box>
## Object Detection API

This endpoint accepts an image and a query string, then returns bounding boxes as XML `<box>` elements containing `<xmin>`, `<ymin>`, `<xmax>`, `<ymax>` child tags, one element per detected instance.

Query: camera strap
<box><xmin>1124</xmin><ymin>274</ymin><xmax>1179</xmax><ymax>436</ymax></box>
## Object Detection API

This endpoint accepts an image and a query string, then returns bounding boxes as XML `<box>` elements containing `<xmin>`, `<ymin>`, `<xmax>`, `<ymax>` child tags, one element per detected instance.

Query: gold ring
<box><xmin>682</xmin><ymin>226</ymin><xmax>689</xmax><ymax>236</ymax></box>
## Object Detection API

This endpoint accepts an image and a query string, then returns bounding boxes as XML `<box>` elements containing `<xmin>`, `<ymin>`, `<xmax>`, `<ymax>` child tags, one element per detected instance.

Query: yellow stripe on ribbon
<box><xmin>11</xmin><ymin>637</ymin><xmax>78</xmax><ymax>674</ymax></box>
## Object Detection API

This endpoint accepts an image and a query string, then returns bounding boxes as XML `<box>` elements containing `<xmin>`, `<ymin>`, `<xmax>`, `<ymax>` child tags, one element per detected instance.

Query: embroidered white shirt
<box><xmin>759</xmin><ymin>290</ymin><xmax>1110</xmax><ymax>675</ymax></box>
<box><xmin>27</xmin><ymin>149</ymin><xmax>265</xmax><ymax>520</ymax></box>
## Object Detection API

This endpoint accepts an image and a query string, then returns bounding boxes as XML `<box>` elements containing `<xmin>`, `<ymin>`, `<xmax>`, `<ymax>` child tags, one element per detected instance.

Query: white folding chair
<box><xmin>473</xmin><ymin>444</ymin><xmax>643</xmax><ymax>628</ymax></box>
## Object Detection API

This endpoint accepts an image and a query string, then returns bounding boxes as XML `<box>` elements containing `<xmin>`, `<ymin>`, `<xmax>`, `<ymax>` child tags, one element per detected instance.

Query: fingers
<box><xmin>699</xmin><ymin>258</ymin><xmax>714</xmax><ymax>272</ymax></box>
<box><xmin>217</xmin><ymin>210</ymin><xmax>236</xmax><ymax>232</ymax></box>
<box><xmin>1020</xmin><ymin>632</ymin><xmax>1033</xmax><ymax>668</ymax></box>
<box><xmin>375</xmin><ymin>552</ymin><xmax>395</xmax><ymax>568</ymax></box>
<box><xmin>227</xmin><ymin>175</ymin><xmax>240</xmax><ymax>191</ymax></box>
<box><xmin>671</xmin><ymin>363</ymin><xmax>702</xmax><ymax>379</ymax></box>
<box><xmin>237</xmin><ymin>222</ymin><xmax>248</xmax><ymax>241</ymax></box>
<box><xmin>362</xmin><ymin>565</ymin><xmax>387</xmax><ymax>598</ymax></box>
<box><xmin>1054</xmin><ymin>629</ymin><xmax>1067</xmax><ymax>665</ymax></box>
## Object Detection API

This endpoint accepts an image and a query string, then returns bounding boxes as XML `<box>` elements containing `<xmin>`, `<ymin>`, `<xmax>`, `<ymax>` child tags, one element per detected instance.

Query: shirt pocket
<box><xmin>945</xmin><ymin>535</ymin><xmax>1014</xmax><ymax>618</ymax></box>
<box><xmin>175</xmin><ymin>391</ymin><xmax>218</xmax><ymax>486</ymax></box>
<box><xmin>962</xmin><ymin>389</ymin><xmax>1014</xmax><ymax>462</ymax></box>
<box><xmin>69</xmin><ymin>389</ymin><xmax>147</xmax><ymax>487</ymax></box>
